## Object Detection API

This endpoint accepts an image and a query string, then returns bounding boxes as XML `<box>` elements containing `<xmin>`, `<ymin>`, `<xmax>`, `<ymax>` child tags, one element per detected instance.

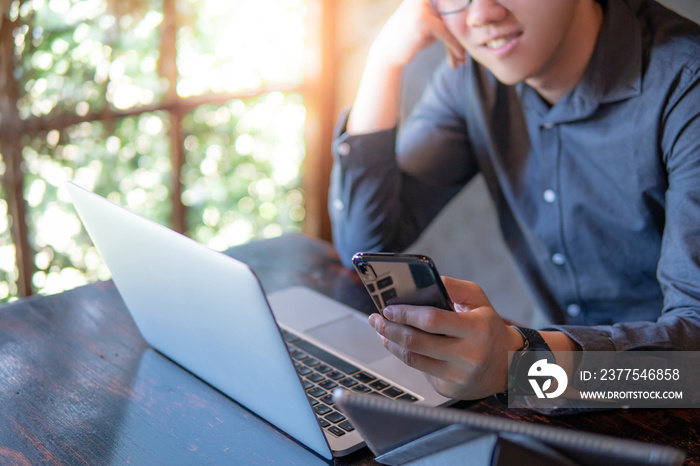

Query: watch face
<box><xmin>513</xmin><ymin>348</ymin><xmax>556</xmax><ymax>395</ymax></box>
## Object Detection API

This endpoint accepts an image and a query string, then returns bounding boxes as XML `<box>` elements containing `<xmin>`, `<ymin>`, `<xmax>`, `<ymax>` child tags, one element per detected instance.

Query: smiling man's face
<box><xmin>443</xmin><ymin>0</ymin><xmax>589</xmax><ymax>90</ymax></box>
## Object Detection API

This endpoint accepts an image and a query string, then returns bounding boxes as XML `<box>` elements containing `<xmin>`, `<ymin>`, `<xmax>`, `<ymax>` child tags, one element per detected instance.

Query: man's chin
<box><xmin>489</xmin><ymin>68</ymin><xmax>528</xmax><ymax>86</ymax></box>
<box><xmin>472</xmin><ymin>58</ymin><xmax>528</xmax><ymax>86</ymax></box>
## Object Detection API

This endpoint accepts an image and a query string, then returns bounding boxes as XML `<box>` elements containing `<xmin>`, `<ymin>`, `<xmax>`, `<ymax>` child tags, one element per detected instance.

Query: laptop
<box><xmin>65</xmin><ymin>181</ymin><xmax>452</xmax><ymax>460</ymax></box>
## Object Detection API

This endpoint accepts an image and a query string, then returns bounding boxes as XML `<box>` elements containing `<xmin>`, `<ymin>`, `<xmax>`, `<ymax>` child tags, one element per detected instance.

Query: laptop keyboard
<box><xmin>281</xmin><ymin>329</ymin><xmax>419</xmax><ymax>438</ymax></box>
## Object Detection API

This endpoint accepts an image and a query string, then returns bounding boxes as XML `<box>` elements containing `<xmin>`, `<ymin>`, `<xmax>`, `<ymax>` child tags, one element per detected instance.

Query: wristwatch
<box><xmin>496</xmin><ymin>326</ymin><xmax>555</xmax><ymax>402</ymax></box>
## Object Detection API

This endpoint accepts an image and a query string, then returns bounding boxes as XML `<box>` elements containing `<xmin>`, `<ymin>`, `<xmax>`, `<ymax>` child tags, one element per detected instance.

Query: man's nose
<box><xmin>465</xmin><ymin>0</ymin><xmax>508</xmax><ymax>28</ymax></box>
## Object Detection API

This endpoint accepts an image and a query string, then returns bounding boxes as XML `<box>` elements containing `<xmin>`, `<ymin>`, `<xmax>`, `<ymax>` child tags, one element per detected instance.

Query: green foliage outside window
<box><xmin>22</xmin><ymin>112</ymin><xmax>172</xmax><ymax>295</ymax></box>
<box><xmin>0</xmin><ymin>156</ymin><xmax>18</xmax><ymax>301</ymax></box>
<box><xmin>15</xmin><ymin>0</ymin><xmax>165</xmax><ymax>118</ymax></box>
<box><xmin>0</xmin><ymin>0</ymin><xmax>308</xmax><ymax>303</ymax></box>
<box><xmin>182</xmin><ymin>92</ymin><xmax>306</xmax><ymax>250</ymax></box>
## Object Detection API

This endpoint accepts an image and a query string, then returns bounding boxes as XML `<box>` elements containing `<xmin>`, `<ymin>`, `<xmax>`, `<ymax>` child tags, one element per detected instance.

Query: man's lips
<box><xmin>482</xmin><ymin>31</ymin><xmax>523</xmax><ymax>49</ymax></box>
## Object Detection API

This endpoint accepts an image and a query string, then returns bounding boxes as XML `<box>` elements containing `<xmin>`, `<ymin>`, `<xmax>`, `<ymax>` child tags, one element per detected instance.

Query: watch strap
<box><xmin>496</xmin><ymin>327</ymin><xmax>554</xmax><ymax>401</ymax></box>
<box><xmin>512</xmin><ymin>326</ymin><xmax>551</xmax><ymax>351</ymax></box>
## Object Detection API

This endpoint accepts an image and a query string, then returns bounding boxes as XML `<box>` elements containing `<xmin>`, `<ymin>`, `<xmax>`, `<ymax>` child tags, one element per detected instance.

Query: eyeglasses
<box><xmin>431</xmin><ymin>0</ymin><xmax>471</xmax><ymax>15</ymax></box>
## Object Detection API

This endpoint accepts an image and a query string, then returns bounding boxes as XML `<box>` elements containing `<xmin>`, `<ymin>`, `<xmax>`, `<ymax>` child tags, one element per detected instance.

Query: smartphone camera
<box><xmin>356</xmin><ymin>262</ymin><xmax>377</xmax><ymax>282</ymax></box>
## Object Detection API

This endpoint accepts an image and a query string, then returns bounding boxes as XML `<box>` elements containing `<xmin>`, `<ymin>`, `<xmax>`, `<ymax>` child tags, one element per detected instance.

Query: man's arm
<box><xmin>347</xmin><ymin>0</ymin><xmax>465</xmax><ymax>135</ymax></box>
<box><xmin>330</xmin><ymin>61</ymin><xmax>478</xmax><ymax>266</ymax></box>
<box><xmin>329</xmin><ymin>0</ymin><xmax>482</xmax><ymax>265</ymax></box>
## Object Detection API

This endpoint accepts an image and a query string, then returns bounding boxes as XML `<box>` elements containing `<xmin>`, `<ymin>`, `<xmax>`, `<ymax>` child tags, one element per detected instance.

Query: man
<box><xmin>328</xmin><ymin>0</ymin><xmax>700</xmax><ymax>401</ymax></box>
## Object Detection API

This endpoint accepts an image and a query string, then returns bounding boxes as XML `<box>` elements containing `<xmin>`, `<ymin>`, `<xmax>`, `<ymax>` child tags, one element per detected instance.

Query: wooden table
<box><xmin>0</xmin><ymin>234</ymin><xmax>697</xmax><ymax>465</ymax></box>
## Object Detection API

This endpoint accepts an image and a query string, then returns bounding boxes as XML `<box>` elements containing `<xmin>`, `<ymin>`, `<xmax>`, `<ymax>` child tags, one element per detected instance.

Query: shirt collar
<box><xmin>523</xmin><ymin>0</ymin><xmax>643</xmax><ymax>123</ymax></box>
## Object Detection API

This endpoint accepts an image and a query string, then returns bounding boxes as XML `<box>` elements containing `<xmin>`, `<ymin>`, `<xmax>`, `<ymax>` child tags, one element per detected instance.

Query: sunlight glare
<box><xmin>177</xmin><ymin>0</ymin><xmax>304</xmax><ymax>97</ymax></box>
<box><xmin>0</xmin><ymin>245</ymin><xmax>16</xmax><ymax>273</ymax></box>
<box><xmin>35</xmin><ymin>204</ymin><xmax>81</xmax><ymax>251</ymax></box>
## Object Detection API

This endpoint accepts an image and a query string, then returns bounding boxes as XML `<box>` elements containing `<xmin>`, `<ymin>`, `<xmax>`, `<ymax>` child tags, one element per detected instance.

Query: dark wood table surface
<box><xmin>0</xmin><ymin>233</ymin><xmax>697</xmax><ymax>465</ymax></box>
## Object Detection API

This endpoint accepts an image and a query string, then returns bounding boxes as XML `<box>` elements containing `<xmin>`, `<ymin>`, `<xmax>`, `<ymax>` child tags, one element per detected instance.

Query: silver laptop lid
<box><xmin>65</xmin><ymin>181</ymin><xmax>332</xmax><ymax>460</ymax></box>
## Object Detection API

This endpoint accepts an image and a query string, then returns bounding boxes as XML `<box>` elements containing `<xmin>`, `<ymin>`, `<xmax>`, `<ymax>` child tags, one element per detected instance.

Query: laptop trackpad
<box><xmin>305</xmin><ymin>315</ymin><xmax>389</xmax><ymax>365</ymax></box>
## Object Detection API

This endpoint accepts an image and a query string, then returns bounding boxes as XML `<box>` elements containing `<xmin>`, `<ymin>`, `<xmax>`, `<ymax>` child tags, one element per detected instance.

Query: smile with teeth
<box><xmin>485</xmin><ymin>33</ymin><xmax>521</xmax><ymax>49</ymax></box>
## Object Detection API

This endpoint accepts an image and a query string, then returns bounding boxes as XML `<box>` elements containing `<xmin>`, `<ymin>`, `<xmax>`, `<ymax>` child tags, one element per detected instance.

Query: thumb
<box><xmin>442</xmin><ymin>276</ymin><xmax>493</xmax><ymax>310</ymax></box>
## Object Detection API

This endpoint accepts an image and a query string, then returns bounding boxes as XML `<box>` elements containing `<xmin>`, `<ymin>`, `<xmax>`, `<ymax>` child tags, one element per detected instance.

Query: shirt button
<box><xmin>542</xmin><ymin>122</ymin><xmax>555</xmax><ymax>129</ymax></box>
<box><xmin>332</xmin><ymin>199</ymin><xmax>344</xmax><ymax>211</ymax></box>
<box><xmin>551</xmin><ymin>253</ymin><xmax>566</xmax><ymax>265</ymax></box>
<box><xmin>567</xmin><ymin>304</ymin><xmax>581</xmax><ymax>317</ymax></box>
<box><xmin>543</xmin><ymin>189</ymin><xmax>556</xmax><ymax>203</ymax></box>
<box><xmin>337</xmin><ymin>142</ymin><xmax>351</xmax><ymax>156</ymax></box>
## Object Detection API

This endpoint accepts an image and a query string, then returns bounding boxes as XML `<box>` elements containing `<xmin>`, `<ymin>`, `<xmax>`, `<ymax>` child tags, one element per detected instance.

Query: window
<box><xmin>0</xmin><ymin>0</ymin><xmax>335</xmax><ymax>303</ymax></box>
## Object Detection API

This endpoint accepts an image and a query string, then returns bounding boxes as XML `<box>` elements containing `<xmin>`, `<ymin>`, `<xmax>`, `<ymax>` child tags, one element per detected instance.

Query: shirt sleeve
<box><xmin>329</xmin><ymin>61</ymin><xmax>480</xmax><ymax>267</ymax></box>
<box><xmin>543</xmin><ymin>68</ymin><xmax>700</xmax><ymax>352</ymax></box>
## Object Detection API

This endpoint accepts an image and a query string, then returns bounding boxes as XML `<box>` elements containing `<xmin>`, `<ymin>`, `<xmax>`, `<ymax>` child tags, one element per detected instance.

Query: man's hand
<box><xmin>368</xmin><ymin>276</ymin><xmax>524</xmax><ymax>400</ymax></box>
<box><xmin>371</xmin><ymin>0</ymin><xmax>465</xmax><ymax>69</ymax></box>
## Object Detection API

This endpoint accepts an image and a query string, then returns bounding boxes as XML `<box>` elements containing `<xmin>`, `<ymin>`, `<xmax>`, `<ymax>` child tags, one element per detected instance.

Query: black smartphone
<box><xmin>352</xmin><ymin>252</ymin><xmax>454</xmax><ymax>313</ymax></box>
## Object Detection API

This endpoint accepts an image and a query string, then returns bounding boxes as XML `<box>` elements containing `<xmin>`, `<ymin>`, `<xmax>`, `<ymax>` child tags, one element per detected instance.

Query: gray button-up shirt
<box><xmin>329</xmin><ymin>0</ymin><xmax>700</xmax><ymax>351</ymax></box>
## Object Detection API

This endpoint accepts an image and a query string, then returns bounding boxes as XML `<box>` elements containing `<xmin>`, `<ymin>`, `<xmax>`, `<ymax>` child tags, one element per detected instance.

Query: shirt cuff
<box><xmin>332</xmin><ymin>107</ymin><xmax>399</xmax><ymax>170</ymax></box>
<box><xmin>541</xmin><ymin>324</ymin><xmax>616</xmax><ymax>352</ymax></box>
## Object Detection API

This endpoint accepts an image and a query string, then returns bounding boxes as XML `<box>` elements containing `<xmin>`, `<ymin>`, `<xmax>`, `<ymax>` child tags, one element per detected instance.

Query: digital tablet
<box><xmin>333</xmin><ymin>389</ymin><xmax>685</xmax><ymax>466</ymax></box>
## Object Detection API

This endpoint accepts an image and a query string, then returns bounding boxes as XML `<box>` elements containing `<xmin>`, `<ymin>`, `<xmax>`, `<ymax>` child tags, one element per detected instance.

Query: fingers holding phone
<box><xmin>373</xmin><ymin>297</ymin><xmax>523</xmax><ymax>399</ymax></box>
<box><xmin>354</xmin><ymin>253</ymin><xmax>524</xmax><ymax>399</ymax></box>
